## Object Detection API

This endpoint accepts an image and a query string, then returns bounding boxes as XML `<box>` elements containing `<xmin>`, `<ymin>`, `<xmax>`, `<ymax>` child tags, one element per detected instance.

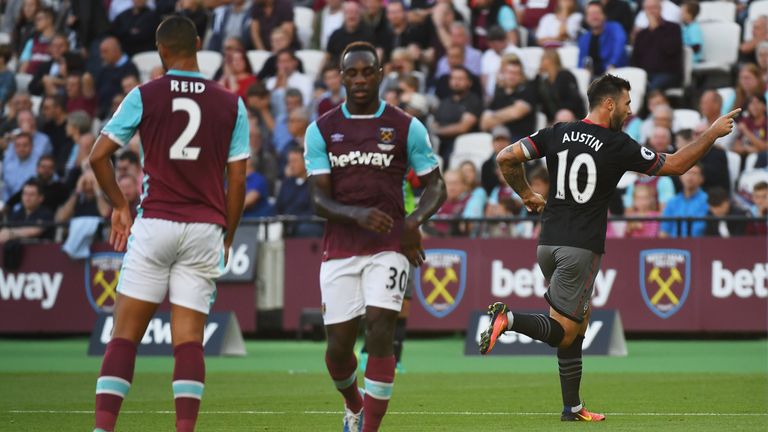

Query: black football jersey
<box><xmin>521</xmin><ymin>119</ymin><xmax>666</xmax><ymax>254</ymax></box>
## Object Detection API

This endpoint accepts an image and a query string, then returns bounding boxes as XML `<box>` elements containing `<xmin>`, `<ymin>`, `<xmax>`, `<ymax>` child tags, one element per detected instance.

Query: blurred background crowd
<box><xmin>0</xmin><ymin>0</ymin><xmax>765</xmax><ymax>250</ymax></box>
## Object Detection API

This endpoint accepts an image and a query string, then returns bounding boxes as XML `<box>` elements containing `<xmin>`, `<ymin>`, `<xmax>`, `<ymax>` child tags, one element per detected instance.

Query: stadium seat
<box><xmin>536</xmin><ymin>111</ymin><xmax>547</xmax><ymax>130</ymax></box>
<box><xmin>452</xmin><ymin>0</ymin><xmax>471</xmax><ymax>23</ymax></box>
<box><xmin>673</xmin><ymin>108</ymin><xmax>701</xmax><ymax>131</ymax></box>
<box><xmin>449</xmin><ymin>132</ymin><xmax>494</xmax><ymax>172</ymax></box>
<box><xmin>693</xmin><ymin>22</ymin><xmax>740</xmax><ymax>74</ymax></box>
<box><xmin>519</xmin><ymin>47</ymin><xmax>543</xmax><ymax>80</ymax></box>
<box><xmin>716</xmin><ymin>87</ymin><xmax>736</xmax><ymax>111</ymax></box>
<box><xmin>697</xmin><ymin>1</ymin><xmax>736</xmax><ymax>22</ymax></box>
<box><xmin>15</xmin><ymin>73</ymin><xmax>32</xmax><ymax>92</ymax></box>
<box><xmin>726</xmin><ymin>150</ymin><xmax>742</xmax><ymax>192</ymax></box>
<box><xmin>295</xmin><ymin>49</ymin><xmax>326</xmax><ymax>81</ymax></box>
<box><xmin>569</xmin><ymin>67</ymin><xmax>590</xmax><ymax>113</ymax></box>
<box><xmin>293</xmin><ymin>6</ymin><xmax>315</xmax><ymax>49</ymax></box>
<box><xmin>247</xmin><ymin>50</ymin><xmax>271</xmax><ymax>74</ymax></box>
<box><xmin>748</xmin><ymin>0</ymin><xmax>768</xmax><ymax>20</ymax></box>
<box><xmin>132</xmin><ymin>51</ymin><xmax>162</xmax><ymax>83</ymax></box>
<box><xmin>0</xmin><ymin>32</ymin><xmax>9</xmax><ymax>45</ymax></box>
<box><xmin>517</xmin><ymin>26</ymin><xmax>529</xmax><ymax>48</ymax></box>
<box><xmin>30</xmin><ymin>95</ymin><xmax>42</xmax><ymax>115</ymax></box>
<box><xmin>609</xmin><ymin>67</ymin><xmax>647</xmax><ymax>114</ymax></box>
<box><xmin>744</xmin><ymin>152</ymin><xmax>759</xmax><ymax>172</ymax></box>
<box><xmin>556</xmin><ymin>45</ymin><xmax>579</xmax><ymax>70</ymax></box>
<box><xmin>197</xmin><ymin>50</ymin><xmax>223</xmax><ymax>79</ymax></box>
<box><xmin>738</xmin><ymin>168</ymin><xmax>768</xmax><ymax>194</ymax></box>
<box><xmin>665</xmin><ymin>46</ymin><xmax>693</xmax><ymax>99</ymax></box>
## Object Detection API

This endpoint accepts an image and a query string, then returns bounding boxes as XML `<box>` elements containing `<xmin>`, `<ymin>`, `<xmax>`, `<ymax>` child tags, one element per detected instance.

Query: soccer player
<box><xmin>479</xmin><ymin>74</ymin><xmax>738</xmax><ymax>421</ymax></box>
<box><xmin>89</xmin><ymin>16</ymin><xmax>249</xmax><ymax>432</ymax></box>
<box><xmin>304</xmin><ymin>41</ymin><xmax>446</xmax><ymax>432</ymax></box>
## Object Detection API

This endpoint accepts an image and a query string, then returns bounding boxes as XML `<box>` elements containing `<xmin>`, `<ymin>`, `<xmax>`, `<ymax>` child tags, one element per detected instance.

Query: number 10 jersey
<box><xmin>101</xmin><ymin>69</ymin><xmax>250</xmax><ymax>229</ymax></box>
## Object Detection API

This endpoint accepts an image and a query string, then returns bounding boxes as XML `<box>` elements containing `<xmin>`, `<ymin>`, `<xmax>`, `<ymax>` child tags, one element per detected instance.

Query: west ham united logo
<box><xmin>378</xmin><ymin>127</ymin><xmax>395</xmax><ymax>151</ymax></box>
<box><xmin>415</xmin><ymin>249</ymin><xmax>467</xmax><ymax>318</ymax></box>
<box><xmin>639</xmin><ymin>249</ymin><xmax>691</xmax><ymax>319</ymax></box>
<box><xmin>85</xmin><ymin>252</ymin><xmax>124</xmax><ymax>314</ymax></box>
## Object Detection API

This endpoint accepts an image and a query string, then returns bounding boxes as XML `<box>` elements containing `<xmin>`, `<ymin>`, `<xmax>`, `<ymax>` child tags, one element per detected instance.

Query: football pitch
<box><xmin>0</xmin><ymin>338</ymin><xmax>766</xmax><ymax>431</ymax></box>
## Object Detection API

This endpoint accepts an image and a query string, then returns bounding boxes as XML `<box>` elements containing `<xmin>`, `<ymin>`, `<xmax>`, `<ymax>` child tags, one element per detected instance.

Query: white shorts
<box><xmin>320</xmin><ymin>251</ymin><xmax>410</xmax><ymax>325</ymax></box>
<box><xmin>117</xmin><ymin>218</ymin><xmax>224</xmax><ymax>314</ymax></box>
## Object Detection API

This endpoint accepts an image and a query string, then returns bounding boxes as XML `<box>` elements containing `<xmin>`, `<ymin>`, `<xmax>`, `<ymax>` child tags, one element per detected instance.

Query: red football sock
<box><xmin>95</xmin><ymin>338</ymin><xmax>137</xmax><ymax>431</ymax></box>
<box><xmin>173</xmin><ymin>342</ymin><xmax>205</xmax><ymax>432</ymax></box>
<box><xmin>363</xmin><ymin>355</ymin><xmax>396</xmax><ymax>432</ymax></box>
<box><xmin>325</xmin><ymin>353</ymin><xmax>363</xmax><ymax>413</ymax></box>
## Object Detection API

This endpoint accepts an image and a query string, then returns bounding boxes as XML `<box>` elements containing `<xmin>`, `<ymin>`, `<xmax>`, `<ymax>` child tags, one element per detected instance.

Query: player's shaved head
<box><xmin>156</xmin><ymin>15</ymin><xmax>199</xmax><ymax>57</ymax></box>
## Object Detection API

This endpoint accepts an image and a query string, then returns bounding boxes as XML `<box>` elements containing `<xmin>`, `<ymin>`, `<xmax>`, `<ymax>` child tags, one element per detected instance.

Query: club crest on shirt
<box><xmin>415</xmin><ymin>249</ymin><xmax>467</xmax><ymax>318</ymax></box>
<box><xmin>378</xmin><ymin>127</ymin><xmax>396</xmax><ymax>151</ymax></box>
<box><xmin>639</xmin><ymin>249</ymin><xmax>691</xmax><ymax>319</ymax></box>
<box><xmin>85</xmin><ymin>252</ymin><xmax>124</xmax><ymax>314</ymax></box>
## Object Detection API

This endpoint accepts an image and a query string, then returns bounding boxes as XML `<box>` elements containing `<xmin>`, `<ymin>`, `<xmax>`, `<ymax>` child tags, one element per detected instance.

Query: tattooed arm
<box><xmin>495</xmin><ymin>142</ymin><xmax>546</xmax><ymax>213</ymax></box>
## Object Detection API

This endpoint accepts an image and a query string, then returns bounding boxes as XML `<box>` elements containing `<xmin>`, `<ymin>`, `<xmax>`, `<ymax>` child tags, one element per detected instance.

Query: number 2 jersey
<box><xmin>304</xmin><ymin>101</ymin><xmax>439</xmax><ymax>261</ymax></box>
<box><xmin>101</xmin><ymin>69</ymin><xmax>250</xmax><ymax>229</ymax></box>
<box><xmin>521</xmin><ymin>119</ymin><xmax>666</xmax><ymax>254</ymax></box>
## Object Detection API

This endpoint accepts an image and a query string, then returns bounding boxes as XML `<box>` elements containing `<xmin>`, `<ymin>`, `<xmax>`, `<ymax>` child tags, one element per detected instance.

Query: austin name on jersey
<box><xmin>562</xmin><ymin>131</ymin><xmax>604</xmax><ymax>152</ymax></box>
<box><xmin>328</xmin><ymin>150</ymin><xmax>395</xmax><ymax>168</ymax></box>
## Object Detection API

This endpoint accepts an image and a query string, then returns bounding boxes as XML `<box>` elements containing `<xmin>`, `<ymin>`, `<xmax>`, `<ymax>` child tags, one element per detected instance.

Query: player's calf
<box><xmin>173</xmin><ymin>342</ymin><xmax>205</xmax><ymax>432</ymax></box>
<box><xmin>94</xmin><ymin>338</ymin><xmax>137</xmax><ymax>432</ymax></box>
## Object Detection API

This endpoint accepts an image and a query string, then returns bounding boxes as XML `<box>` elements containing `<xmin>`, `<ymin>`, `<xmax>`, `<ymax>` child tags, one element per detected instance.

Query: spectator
<box><xmin>535</xmin><ymin>0</ymin><xmax>582</xmax><ymax>48</ymax></box>
<box><xmin>728</xmin><ymin>63</ymin><xmax>766</xmax><ymax>113</ymax></box>
<box><xmin>757</xmin><ymin>41</ymin><xmax>768</xmax><ymax>83</ymax></box>
<box><xmin>116</xmin><ymin>174</ymin><xmax>141</xmax><ymax>220</ymax></box>
<box><xmin>689</xmin><ymin>122</ymin><xmax>732</xmax><ymax>194</ymax></box>
<box><xmin>699</xmin><ymin>90</ymin><xmax>736</xmax><ymax>149</ymax></box>
<box><xmin>265</xmin><ymin>50</ymin><xmax>313</xmax><ymax>114</ymax></box>
<box><xmin>402</xmin><ymin>91</ymin><xmax>429</xmax><ymax>122</ymax></box>
<box><xmin>68</xmin><ymin>0</ymin><xmax>110</xmax><ymax>74</ymax></box>
<box><xmin>0</xmin><ymin>92</ymin><xmax>32</xmax><ymax>139</ymax></box>
<box><xmin>242</xmin><ymin>159</ymin><xmax>274</xmax><ymax>218</ymax></box>
<box><xmin>480</xmin><ymin>27</ymin><xmax>524</xmax><ymax>100</ymax></box>
<box><xmin>381</xmin><ymin>48</ymin><xmax>427</xmax><ymax>96</ymax></box>
<box><xmin>680</xmin><ymin>0</ymin><xmax>704</xmax><ymax>64</ymax></box>
<box><xmin>40</xmin><ymin>94</ymin><xmax>73</xmax><ymax>176</ymax></box>
<box><xmin>459</xmin><ymin>160</ymin><xmax>489</xmax><ymax>219</ymax></box>
<box><xmin>250</xmin><ymin>0</ymin><xmax>297</xmax><ymax>51</ymax></box>
<box><xmin>640</xmin><ymin>103</ymin><xmax>674</xmax><ymax>144</ymax></box>
<box><xmin>382</xmin><ymin>0</ymin><xmax>430</xmax><ymax>62</ymax></box>
<box><xmin>0</xmin><ymin>179</ymin><xmax>54</xmax><ymax>242</ymax></box>
<box><xmin>5</xmin><ymin>154</ymin><xmax>69</xmax><ymax>214</ymax></box>
<box><xmin>601</xmin><ymin>0</ymin><xmax>633</xmax><ymax>36</ymax></box>
<box><xmin>631</xmin><ymin>0</ymin><xmax>683</xmax><ymax>91</ymax></box>
<box><xmin>733</xmin><ymin>94</ymin><xmax>768</xmax><ymax>156</ymax></box>
<box><xmin>12</xmin><ymin>0</ymin><xmax>41</xmax><ymax>62</ymax></box>
<box><xmin>281</xmin><ymin>107</ymin><xmax>310</xmax><ymax>169</ymax></box>
<box><xmin>112</xmin><ymin>0</ymin><xmax>162</xmax><ymax>56</ymax></box>
<box><xmin>484</xmin><ymin>164</ymin><xmax>526</xmax><ymax>237</ymax></box>
<box><xmin>646</xmin><ymin>126</ymin><xmax>675</xmax><ymax>154</ymax></box>
<box><xmin>176</xmin><ymin>0</ymin><xmax>209</xmax><ymax>41</ymax></box>
<box><xmin>481</xmin><ymin>126</ymin><xmax>511</xmax><ymax>194</ymax></box>
<box><xmin>95</xmin><ymin>37</ymin><xmax>139</xmax><ymax>119</ymax></box>
<box><xmin>516</xmin><ymin>0</ymin><xmax>556</xmax><ymax>39</ymax></box>
<box><xmin>271</xmin><ymin>88</ymin><xmax>304</xmax><ymax>157</ymax></box>
<box><xmin>427</xmin><ymin>169</ymin><xmax>471</xmax><ymax>236</ymax></box>
<box><xmin>577</xmin><ymin>1</ymin><xmax>627</xmax><ymax>76</ymax></box>
<box><xmin>623</xmin><ymin>184</ymin><xmax>661</xmax><ymax>238</ymax></box>
<box><xmin>315</xmin><ymin>65</ymin><xmax>345</xmax><ymax>118</ymax></box>
<box><xmin>362</xmin><ymin>0</ymin><xmax>390</xmax><ymax>55</ymax></box>
<box><xmin>0</xmin><ymin>45</ymin><xmax>16</xmax><ymax>110</ymax></box>
<box><xmin>326</xmin><ymin>2</ymin><xmax>375</xmax><ymax>64</ymax></box>
<box><xmin>7</xmin><ymin>110</ymin><xmax>54</xmax><ymax>164</ymax></box>
<box><xmin>121</xmin><ymin>74</ymin><xmax>140</xmax><ymax>95</ymax></box>
<box><xmin>18</xmin><ymin>6</ymin><xmax>56</xmax><ymax>75</ymax></box>
<box><xmin>433</xmin><ymin>66</ymin><xmax>483</xmax><ymax>165</ymax></box>
<box><xmin>63</xmin><ymin>110</ymin><xmax>95</xmax><ymax>175</ymax></box>
<box><xmin>245</xmin><ymin>82</ymin><xmax>275</xmax><ymax>142</ymax></box>
<box><xmin>747</xmin><ymin>181</ymin><xmax>768</xmax><ymax>235</ymax></box>
<box><xmin>740</xmin><ymin>15</ymin><xmax>768</xmax><ymax>64</ymax></box>
<box><xmin>660</xmin><ymin>164</ymin><xmax>709</xmax><ymax>238</ymax></box>
<box><xmin>434</xmin><ymin>23</ymin><xmax>483</xmax><ymax>79</ymax></box>
<box><xmin>248</xmin><ymin>117</ymin><xmax>279</xmax><ymax>194</ymax></box>
<box><xmin>1</xmin><ymin>0</ymin><xmax>24</xmax><ymax>36</ymax></box>
<box><xmin>206</xmin><ymin>0</ymin><xmax>253</xmax><ymax>52</ymax></box>
<box><xmin>481</xmin><ymin>60</ymin><xmax>537</xmax><ymax>141</ymax></box>
<box><xmin>116</xmin><ymin>150</ymin><xmax>142</xmax><ymax>182</ymax></box>
<box><xmin>536</xmin><ymin>48</ymin><xmax>585</xmax><ymax>121</ymax></box>
<box><xmin>55</xmin><ymin>170</ymin><xmax>110</xmax><ymax>224</ymax></box>
<box><xmin>623</xmin><ymin>171</ymin><xmax>676</xmax><ymax>212</ymax></box>
<box><xmin>256</xmin><ymin>27</ymin><xmax>306</xmax><ymax>80</ymax></box>
<box><xmin>3</xmin><ymin>132</ymin><xmax>39</xmax><ymax>201</ymax></box>
<box><xmin>276</xmin><ymin>148</ymin><xmax>323</xmax><ymax>236</ymax></box>
<box><xmin>27</xmin><ymin>33</ymin><xmax>69</xmax><ymax>96</ymax></box>
<box><xmin>311</xmin><ymin>0</ymin><xmax>344</xmax><ymax>50</ymax></box>
<box><xmin>705</xmin><ymin>186</ymin><xmax>750</xmax><ymax>237</ymax></box>
<box><xmin>633</xmin><ymin>0</ymin><xmax>681</xmax><ymax>31</ymax></box>
<box><xmin>219</xmin><ymin>49</ymin><xmax>257</xmax><ymax>100</ymax></box>
<box><xmin>471</xmin><ymin>0</ymin><xmax>519</xmax><ymax>51</ymax></box>
<box><xmin>65</xmin><ymin>73</ymin><xmax>98</xmax><ymax>117</ymax></box>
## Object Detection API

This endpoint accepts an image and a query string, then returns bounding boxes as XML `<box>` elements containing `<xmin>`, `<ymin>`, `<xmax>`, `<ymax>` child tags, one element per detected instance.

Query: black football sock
<box><xmin>393</xmin><ymin>318</ymin><xmax>407</xmax><ymax>363</ymax></box>
<box><xmin>558</xmin><ymin>335</ymin><xmax>584</xmax><ymax>411</ymax></box>
<box><xmin>509</xmin><ymin>313</ymin><xmax>565</xmax><ymax>347</ymax></box>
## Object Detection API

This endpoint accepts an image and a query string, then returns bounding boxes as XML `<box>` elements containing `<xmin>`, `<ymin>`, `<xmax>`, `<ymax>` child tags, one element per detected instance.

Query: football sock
<box><xmin>393</xmin><ymin>318</ymin><xmax>407</xmax><ymax>364</ymax></box>
<box><xmin>558</xmin><ymin>335</ymin><xmax>584</xmax><ymax>410</ymax></box>
<box><xmin>325</xmin><ymin>353</ymin><xmax>363</xmax><ymax>413</ymax></box>
<box><xmin>508</xmin><ymin>313</ymin><xmax>565</xmax><ymax>347</ymax></box>
<box><xmin>363</xmin><ymin>355</ymin><xmax>396</xmax><ymax>432</ymax></box>
<box><xmin>94</xmin><ymin>338</ymin><xmax>136</xmax><ymax>432</ymax></box>
<box><xmin>173</xmin><ymin>342</ymin><xmax>205</xmax><ymax>432</ymax></box>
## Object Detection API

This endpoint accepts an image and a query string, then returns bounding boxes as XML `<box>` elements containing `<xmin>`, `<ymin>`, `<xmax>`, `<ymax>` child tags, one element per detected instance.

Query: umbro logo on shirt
<box><xmin>331</xmin><ymin>133</ymin><xmax>345</xmax><ymax>142</ymax></box>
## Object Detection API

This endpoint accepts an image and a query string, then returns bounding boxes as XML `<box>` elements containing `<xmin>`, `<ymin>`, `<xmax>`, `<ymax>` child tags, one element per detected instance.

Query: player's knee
<box><xmin>558</xmin><ymin>330</ymin><xmax>579</xmax><ymax>349</ymax></box>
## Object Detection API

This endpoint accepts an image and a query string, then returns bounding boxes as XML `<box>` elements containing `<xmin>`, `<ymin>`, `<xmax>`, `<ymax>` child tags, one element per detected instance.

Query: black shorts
<box><xmin>537</xmin><ymin>245</ymin><xmax>602</xmax><ymax>323</ymax></box>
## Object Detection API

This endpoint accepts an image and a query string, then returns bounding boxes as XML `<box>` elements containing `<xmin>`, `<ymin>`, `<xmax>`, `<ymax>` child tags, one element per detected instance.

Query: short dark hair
<box><xmin>155</xmin><ymin>15</ymin><xmax>198</xmax><ymax>56</ymax></box>
<box><xmin>118</xmin><ymin>150</ymin><xmax>140</xmax><ymax>166</ymax></box>
<box><xmin>587</xmin><ymin>74</ymin><xmax>631</xmax><ymax>111</ymax></box>
<box><xmin>0</xmin><ymin>44</ymin><xmax>12</xmax><ymax>63</ymax></box>
<box><xmin>340</xmin><ymin>41</ymin><xmax>380</xmax><ymax>70</ymax></box>
<box><xmin>707</xmin><ymin>186</ymin><xmax>730</xmax><ymax>206</ymax></box>
<box><xmin>754</xmin><ymin>181</ymin><xmax>768</xmax><ymax>192</ymax></box>
<box><xmin>682</xmin><ymin>0</ymin><xmax>700</xmax><ymax>18</ymax></box>
<box><xmin>586</xmin><ymin>0</ymin><xmax>605</xmax><ymax>13</ymax></box>
<box><xmin>450</xmin><ymin>65</ymin><xmax>472</xmax><ymax>81</ymax></box>
<box><xmin>46</xmin><ymin>94</ymin><xmax>67</xmax><ymax>110</ymax></box>
<box><xmin>246</xmin><ymin>82</ymin><xmax>270</xmax><ymax>98</ymax></box>
<box><xmin>23</xmin><ymin>178</ymin><xmax>43</xmax><ymax>195</ymax></box>
<box><xmin>37</xmin><ymin>154</ymin><xmax>56</xmax><ymax>166</ymax></box>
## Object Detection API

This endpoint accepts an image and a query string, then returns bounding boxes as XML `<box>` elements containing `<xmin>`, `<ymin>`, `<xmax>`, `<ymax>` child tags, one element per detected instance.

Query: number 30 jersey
<box><xmin>101</xmin><ymin>70</ymin><xmax>250</xmax><ymax>228</ymax></box>
<box><xmin>521</xmin><ymin>119</ymin><xmax>666</xmax><ymax>254</ymax></box>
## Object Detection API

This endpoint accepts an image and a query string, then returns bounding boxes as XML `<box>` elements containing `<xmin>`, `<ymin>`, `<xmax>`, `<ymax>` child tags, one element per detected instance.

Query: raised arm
<box><xmin>496</xmin><ymin>141</ymin><xmax>546</xmax><ymax>212</ymax></box>
<box><xmin>656</xmin><ymin>109</ymin><xmax>740</xmax><ymax>176</ymax></box>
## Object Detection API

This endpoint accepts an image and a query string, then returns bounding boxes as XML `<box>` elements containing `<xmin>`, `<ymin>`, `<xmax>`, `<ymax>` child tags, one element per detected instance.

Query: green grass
<box><xmin>0</xmin><ymin>338</ymin><xmax>766</xmax><ymax>431</ymax></box>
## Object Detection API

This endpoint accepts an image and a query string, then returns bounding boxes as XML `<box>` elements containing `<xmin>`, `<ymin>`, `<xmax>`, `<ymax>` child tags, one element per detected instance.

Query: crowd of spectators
<box><xmin>0</xmin><ymin>0</ymin><xmax>765</xmax><ymax>247</ymax></box>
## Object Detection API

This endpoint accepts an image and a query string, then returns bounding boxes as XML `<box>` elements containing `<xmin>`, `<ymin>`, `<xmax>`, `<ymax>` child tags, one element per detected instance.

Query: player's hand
<box><xmin>354</xmin><ymin>208</ymin><xmax>394</xmax><ymax>234</ymax></box>
<box><xmin>711</xmin><ymin>109</ymin><xmax>741</xmax><ymax>137</ymax></box>
<box><xmin>522</xmin><ymin>192</ymin><xmax>546</xmax><ymax>213</ymax></box>
<box><xmin>401</xmin><ymin>221</ymin><xmax>425</xmax><ymax>267</ymax></box>
<box><xmin>109</xmin><ymin>205</ymin><xmax>133</xmax><ymax>252</ymax></box>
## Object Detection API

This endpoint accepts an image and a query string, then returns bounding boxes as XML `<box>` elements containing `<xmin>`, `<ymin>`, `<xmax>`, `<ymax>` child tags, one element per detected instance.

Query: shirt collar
<box><xmin>341</xmin><ymin>100</ymin><xmax>386</xmax><ymax>119</ymax></box>
<box><xmin>167</xmin><ymin>69</ymin><xmax>206</xmax><ymax>79</ymax></box>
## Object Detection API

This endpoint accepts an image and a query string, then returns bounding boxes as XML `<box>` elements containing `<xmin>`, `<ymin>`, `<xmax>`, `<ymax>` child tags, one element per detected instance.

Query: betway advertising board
<box><xmin>283</xmin><ymin>237</ymin><xmax>767</xmax><ymax>332</ymax></box>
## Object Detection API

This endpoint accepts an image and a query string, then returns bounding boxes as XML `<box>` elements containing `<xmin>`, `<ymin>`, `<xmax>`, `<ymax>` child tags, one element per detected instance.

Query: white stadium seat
<box><xmin>673</xmin><ymin>109</ymin><xmax>701</xmax><ymax>131</ymax></box>
<box><xmin>519</xmin><ymin>47</ymin><xmax>543</xmax><ymax>80</ymax></box>
<box><xmin>693</xmin><ymin>21</ymin><xmax>740</xmax><ymax>74</ymax></box>
<box><xmin>449</xmin><ymin>132</ymin><xmax>494</xmax><ymax>172</ymax></box>
<box><xmin>697</xmin><ymin>1</ymin><xmax>736</xmax><ymax>22</ymax></box>
<box><xmin>569</xmin><ymin>67</ymin><xmax>590</xmax><ymax>113</ymax></box>
<box><xmin>744</xmin><ymin>153</ymin><xmax>759</xmax><ymax>173</ymax></box>
<box><xmin>556</xmin><ymin>45</ymin><xmax>579</xmax><ymax>70</ymax></box>
<box><xmin>15</xmin><ymin>73</ymin><xmax>32</xmax><ymax>92</ymax></box>
<box><xmin>197</xmin><ymin>50</ymin><xmax>223</xmax><ymax>79</ymax></box>
<box><xmin>247</xmin><ymin>50</ymin><xmax>271</xmax><ymax>74</ymax></box>
<box><xmin>295</xmin><ymin>49</ymin><xmax>326</xmax><ymax>81</ymax></box>
<box><xmin>609</xmin><ymin>67</ymin><xmax>647</xmax><ymax>114</ymax></box>
<box><xmin>748</xmin><ymin>0</ymin><xmax>768</xmax><ymax>20</ymax></box>
<box><xmin>726</xmin><ymin>150</ymin><xmax>742</xmax><ymax>192</ymax></box>
<box><xmin>716</xmin><ymin>87</ymin><xmax>736</xmax><ymax>111</ymax></box>
<box><xmin>738</xmin><ymin>168</ymin><xmax>768</xmax><ymax>195</ymax></box>
<box><xmin>293</xmin><ymin>7</ymin><xmax>315</xmax><ymax>49</ymax></box>
<box><xmin>30</xmin><ymin>95</ymin><xmax>42</xmax><ymax>116</ymax></box>
<box><xmin>132</xmin><ymin>51</ymin><xmax>162</xmax><ymax>83</ymax></box>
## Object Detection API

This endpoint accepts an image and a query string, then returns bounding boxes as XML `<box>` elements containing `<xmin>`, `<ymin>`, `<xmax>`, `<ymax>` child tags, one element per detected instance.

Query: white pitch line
<box><xmin>6</xmin><ymin>410</ymin><xmax>768</xmax><ymax>417</ymax></box>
